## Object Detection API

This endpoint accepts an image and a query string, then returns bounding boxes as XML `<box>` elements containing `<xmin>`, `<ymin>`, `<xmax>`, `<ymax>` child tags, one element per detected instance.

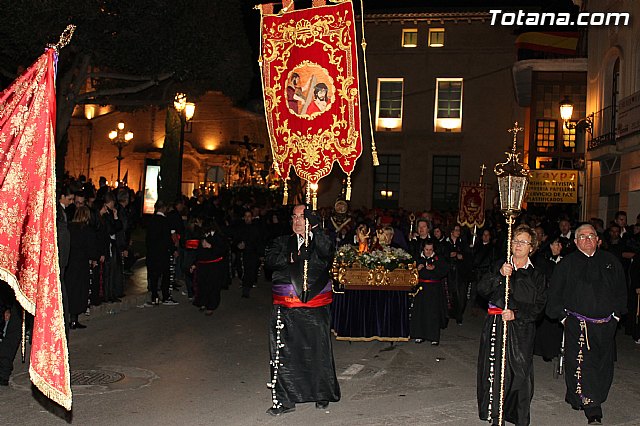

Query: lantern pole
<box><xmin>493</xmin><ymin>122</ymin><xmax>529</xmax><ymax>426</ymax></box>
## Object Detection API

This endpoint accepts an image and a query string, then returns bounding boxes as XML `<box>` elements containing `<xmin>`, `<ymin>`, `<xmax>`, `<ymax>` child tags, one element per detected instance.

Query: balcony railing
<box><xmin>588</xmin><ymin>105</ymin><xmax>616</xmax><ymax>151</ymax></box>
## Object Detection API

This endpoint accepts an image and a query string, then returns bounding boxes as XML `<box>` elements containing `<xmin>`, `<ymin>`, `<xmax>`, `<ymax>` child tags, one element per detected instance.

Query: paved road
<box><xmin>2</xmin><ymin>266</ymin><xmax>639</xmax><ymax>425</ymax></box>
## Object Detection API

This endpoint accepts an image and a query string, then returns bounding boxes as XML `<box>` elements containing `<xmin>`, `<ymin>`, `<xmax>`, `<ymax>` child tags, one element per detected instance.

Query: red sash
<box><xmin>488</xmin><ymin>307</ymin><xmax>503</xmax><ymax>315</ymax></box>
<box><xmin>185</xmin><ymin>239</ymin><xmax>199</xmax><ymax>249</ymax></box>
<box><xmin>273</xmin><ymin>291</ymin><xmax>333</xmax><ymax>308</ymax></box>
<box><xmin>197</xmin><ymin>257</ymin><xmax>223</xmax><ymax>264</ymax></box>
<box><xmin>418</xmin><ymin>279</ymin><xmax>441</xmax><ymax>283</ymax></box>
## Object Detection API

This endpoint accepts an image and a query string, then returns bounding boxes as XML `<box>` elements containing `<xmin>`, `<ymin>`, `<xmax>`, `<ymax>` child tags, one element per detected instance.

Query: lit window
<box><xmin>429</xmin><ymin>28</ymin><xmax>445</xmax><ymax>47</ymax></box>
<box><xmin>434</xmin><ymin>78</ymin><xmax>463</xmax><ymax>132</ymax></box>
<box><xmin>374</xmin><ymin>154</ymin><xmax>400</xmax><ymax>208</ymax></box>
<box><xmin>535</xmin><ymin>119</ymin><xmax>557</xmax><ymax>152</ymax></box>
<box><xmin>562</xmin><ymin>123</ymin><xmax>576</xmax><ymax>152</ymax></box>
<box><xmin>402</xmin><ymin>29</ymin><xmax>418</xmax><ymax>48</ymax></box>
<box><xmin>376</xmin><ymin>79</ymin><xmax>403</xmax><ymax>132</ymax></box>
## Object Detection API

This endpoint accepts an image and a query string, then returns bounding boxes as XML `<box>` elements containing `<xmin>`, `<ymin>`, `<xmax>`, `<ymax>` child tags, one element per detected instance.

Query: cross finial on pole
<box><xmin>507</xmin><ymin>122</ymin><xmax>524</xmax><ymax>152</ymax></box>
<box><xmin>479</xmin><ymin>163</ymin><xmax>486</xmax><ymax>185</ymax></box>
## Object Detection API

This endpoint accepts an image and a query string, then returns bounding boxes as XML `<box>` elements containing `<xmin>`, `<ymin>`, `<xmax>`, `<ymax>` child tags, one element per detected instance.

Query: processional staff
<box><xmin>492</xmin><ymin>122</ymin><xmax>529</xmax><ymax>426</ymax></box>
<box><xmin>471</xmin><ymin>164</ymin><xmax>487</xmax><ymax>248</ymax></box>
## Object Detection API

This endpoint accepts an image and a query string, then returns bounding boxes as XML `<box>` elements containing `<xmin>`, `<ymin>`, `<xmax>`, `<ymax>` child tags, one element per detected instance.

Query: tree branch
<box><xmin>78</xmin><ymin>71</ymin><xmax>174</xmax><ymax>101</ymax></box>
<box><xmin>88</xmin><ymin>71</ymin><xmax>174</xmax><ymax>81</ymax></box>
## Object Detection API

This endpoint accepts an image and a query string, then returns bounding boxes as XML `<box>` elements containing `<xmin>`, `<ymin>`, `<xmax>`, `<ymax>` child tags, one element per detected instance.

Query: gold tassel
<box><xmin>346</xmin><ymin>174</ymin><xmax>352</xmax><ymax>200</ymax></box>
<box><xmin>282</xmin><ymin>179</ymin><xmax>288</xmax><ymax>205</ymax></box>
<box><xmin>312</xmin><ymin>191</ymin><xmax>318</xmax><ymax>211</ymax></box>
<box><xmin>372</xmin><ymin>149</ymin><xmax>379</xmax><ymax>166</ymax></box>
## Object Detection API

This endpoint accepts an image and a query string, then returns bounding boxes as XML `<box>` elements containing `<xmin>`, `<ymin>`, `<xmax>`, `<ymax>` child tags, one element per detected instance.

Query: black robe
<box><xmin>410</xmin><ymin>254</ymin><xmax>449</xmax><ymax>342</ymax></box>
<box><xmin>533</xmin><ymin>254</ymin><xmax>564</xmax><ymax>360</ymax></box>
<box><xmin>546</xmin><ymin>249</ymin><xmax>627</xmax><ymax>417</ymax></box>
<box><xmin>65</xmin><ymin>223</ymin><xmax>98</xmax><ymax>316</ymax></box>
<box><xmin>477</xmin><ymin>260</ymin><xmax>547</xmax><ymax>426</ymax></box>
<box><xmin>264</xmin><ymin>230</ymin><xmax>340</xmax><ymax>408</ymax></box>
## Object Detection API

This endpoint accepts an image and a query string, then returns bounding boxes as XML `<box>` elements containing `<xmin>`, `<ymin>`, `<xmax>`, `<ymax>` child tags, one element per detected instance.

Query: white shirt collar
<box><xmin>510</xmin><ymin>255</ymin><xmax>533</xmax><ymax>270</ymax></box>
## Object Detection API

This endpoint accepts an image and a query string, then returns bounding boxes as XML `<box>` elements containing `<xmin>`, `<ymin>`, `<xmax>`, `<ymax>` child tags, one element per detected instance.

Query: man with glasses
<box><xmin>546</xmin><ymin>224</ymin><xmax>627</xmax><ymax>425</ymax></box>
<box><xmin>263</xmin><ymin>204</ymin><xmax>340</xmax><ymax>416</ymax></box>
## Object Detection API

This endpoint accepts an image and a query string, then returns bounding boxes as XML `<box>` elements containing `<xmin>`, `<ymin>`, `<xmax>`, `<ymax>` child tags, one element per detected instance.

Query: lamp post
<box><xmin>560</xmin><ymin>97</ymin><xmax>591</xmax><ymax>221</ymax></box>
<box><xmin>108</xmin><ymin>122</ymin><xmax>133</xmax><ymax>185</ymax></box>
<box><xmin>493</xmin><ymin>122</ymin><xmax>530</xmax><ymax>426</ymax></box>
<box><xmin>174</xmin><ymin>93</ymin><xmax>196</xmax><ymax>198</ymax></box>
<box><xmin>559</xmin><ymin>97</ymin><xmax>593</xmax><ymax>133</ymax></box>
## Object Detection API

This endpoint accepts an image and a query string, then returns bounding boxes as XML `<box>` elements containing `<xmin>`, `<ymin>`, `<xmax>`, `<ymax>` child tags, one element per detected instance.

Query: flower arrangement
<box><xmin>334</xmin><ymin>245</ymin><xmax>413</xmax><ymax>271</ymax></box>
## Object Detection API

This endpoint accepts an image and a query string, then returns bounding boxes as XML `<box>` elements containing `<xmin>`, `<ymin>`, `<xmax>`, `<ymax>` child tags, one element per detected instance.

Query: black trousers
<box><xmin>448</xmin><ymin>268</ymin><xmax>467</xmax><ymax>324</ymax></box>
<box><xmin>0</xmin><ymin>303</ymin><xmax>22</xmax><ymax>383</ymax></box>
<box><xmin>147</xmin><ymin>259</ymin><xmax>171</xmax><ymax>301</ymax></box>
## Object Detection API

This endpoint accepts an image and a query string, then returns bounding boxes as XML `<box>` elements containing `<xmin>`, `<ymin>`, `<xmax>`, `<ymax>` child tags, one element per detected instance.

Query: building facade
<box><xmin>318</xmin><ymin>10</ymin><xmax>525</xmax><ymax>212</ymax></box>
<box><xmin>583</xmin><ymin>0</ymin><xmax>640</xmax><ymax>222</ymax></box>
<box><xmin>65</xmin><ymin>91</ymin><xmax>270</xmax><ymax>197</ymax></box>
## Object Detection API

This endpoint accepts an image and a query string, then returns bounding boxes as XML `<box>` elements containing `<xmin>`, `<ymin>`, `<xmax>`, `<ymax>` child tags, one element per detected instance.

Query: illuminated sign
<box><xmin>526</xmin><ymin>169</ymin><xmax>578</xmax><ymax>204</ymax></box>
<box><xmin>143</xmin><ymin>164</ymin><xmax>160</xmax><ymax>214</ymax></box>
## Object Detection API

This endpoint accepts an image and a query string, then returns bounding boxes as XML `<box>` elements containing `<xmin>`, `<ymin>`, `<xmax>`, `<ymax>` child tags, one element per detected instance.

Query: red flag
<box><xmin>457</xmin><ymin>183</ymin><xmax>486</xmax><ymax>229</ymax></box>
<box><xmin>260</xmin><ymin>0</ymin><xmax>363</xmax><ymax>185</ymax></box>
<box><xmin>0</xmin><ymin>49</ymin><xmax>72</xmax><ymax>410</ymax></box>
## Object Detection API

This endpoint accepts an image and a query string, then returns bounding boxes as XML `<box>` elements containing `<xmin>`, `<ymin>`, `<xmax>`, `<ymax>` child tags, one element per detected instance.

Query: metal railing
<box><xmin>588</xmin><ymin>105</ymin><xmax>616</xmax><ymax>151</ymax></box>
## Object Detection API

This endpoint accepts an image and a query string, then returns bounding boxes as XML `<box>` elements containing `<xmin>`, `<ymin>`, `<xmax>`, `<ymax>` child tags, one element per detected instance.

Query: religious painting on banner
<box><xmin>259</xmin><ymin>0</ymin><xmax>363</xmax><ymax>192</ymax></box>
<box><xmin>457</xmin><ymin>182</ymin><xmax>486</xmax><ymax>229</ymax></box>
<box><xmin>0</xmin><ymin>48</ymin><xmax>72</xmax><ymax>410</ymax></box>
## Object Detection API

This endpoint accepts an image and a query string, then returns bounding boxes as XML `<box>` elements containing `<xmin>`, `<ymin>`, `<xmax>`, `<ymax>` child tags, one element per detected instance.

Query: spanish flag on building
<box><xmin>515</xmin><ymin>32</ymin><xmax>579</xmax><ymax>55</ymax></box>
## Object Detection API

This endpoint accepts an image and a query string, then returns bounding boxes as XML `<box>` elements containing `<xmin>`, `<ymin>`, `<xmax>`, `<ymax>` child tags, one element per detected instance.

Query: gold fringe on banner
<box><xmin>346</xmin><ymin>174</ymin><xmax>352</xmax><ymax>200</ymax></box>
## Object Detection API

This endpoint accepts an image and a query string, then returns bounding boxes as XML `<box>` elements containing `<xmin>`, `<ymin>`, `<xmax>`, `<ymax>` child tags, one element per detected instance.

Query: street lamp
<box><xmin>108</xmin><ymin>121</ymin><xmax>133</xmax><ymax>185</ymax></box>
<box><xmin>559</xmin><ymin>97</ymin><xmax>593</xmax><ymax>133</ymax></box>
<box><xmin>493</xmin><ymin>122</ymin><xmax>530</xmax><ymax>426</ymax></box>
<box><xmin>174</xmin><ymin>93</ymin><xmax>196</xmax><ymax>198</ymax></box>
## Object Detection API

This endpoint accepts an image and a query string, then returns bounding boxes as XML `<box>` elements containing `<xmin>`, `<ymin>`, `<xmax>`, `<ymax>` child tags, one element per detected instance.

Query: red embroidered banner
<box><xmin>260</xmin><ymin>0</ymin><xmax>362</xmax><ymax>185</ymax></box>
<box><xmin>457</xmin><ymin>183</ymin><xmax>486</xmax><ymax>229</ymax></box>
<box><xmin>0</xmin><ymin>49</ymin><xmax>72</xmax><ymax>410</ymax></box>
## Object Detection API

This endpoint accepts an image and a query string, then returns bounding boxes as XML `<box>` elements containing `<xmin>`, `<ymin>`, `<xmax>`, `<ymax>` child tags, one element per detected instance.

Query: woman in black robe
<box><xmin>411</xmin><ymin>241</ymin><xmax>449</xmax><ymax>345</ymax></box>
<box><xmin>65</xmin><ymin>206</ymin><xmax>98</xmax><ymax>329</ymax></box>
<box><xmin>192</xmin><ymin>220</ymin><xmax>228</xmax><ymax>315</ymax></box>
<box><xmin>533</xmin><ymin>237</ymin><xmax>564</xmax><ymax>360</ymax></box>
<box><xmin>477</xmin><ymin>224</ymin><xmax>547</xmax><ymax>426</ymax></box>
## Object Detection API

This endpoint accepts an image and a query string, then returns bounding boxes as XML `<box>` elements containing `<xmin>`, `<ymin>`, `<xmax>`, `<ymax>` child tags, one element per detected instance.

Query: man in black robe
<box><xmin>408</xmin><ymin>218</ymin><xmax>433</xmax><ymax>259</ymax></box>
<box><xmin>264</xmin><ymin>204</ymin><xmax>340</xmax><ymax>416</ymax></box>
<box><xmin>547</xmin><ymin>224</ymin><xmax>627</xmax><ymax>425</ymax></box>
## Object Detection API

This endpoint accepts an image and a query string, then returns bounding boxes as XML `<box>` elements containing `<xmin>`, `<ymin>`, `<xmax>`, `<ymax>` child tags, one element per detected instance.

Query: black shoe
<box><xmin>266</xmin><ymin>406</ymin><xmax>295</xmax><ymax>416</ymax></box>
<box><xmin>70</xmin><ymin>322</ymin><xmax>86</xmax><ymax>329</ymax></box>
<box><xmin>587</xmin><ymin>416</ymin><xmax>602</xmax><ymax>425</ymax></box>
<box><xmin>414</xmin><ymin>339</ymin><xmax>424</xmax><ymax>344</ymax></box>
<box><xmin>431</xmin><ymin>341</ymin><xmax>439</xmax><ymax>346</ymax></box>
<box><xmin>315</xmin><ymin>401</ymin><xmax>329</xmax><ymax>410</ymax></box>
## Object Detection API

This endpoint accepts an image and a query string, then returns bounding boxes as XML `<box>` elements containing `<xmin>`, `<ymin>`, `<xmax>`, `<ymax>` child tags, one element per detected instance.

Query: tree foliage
<box><xmin>0</xmin><ymin>0</ymin><xmax>254</xmax><ymax>175</ymax></box>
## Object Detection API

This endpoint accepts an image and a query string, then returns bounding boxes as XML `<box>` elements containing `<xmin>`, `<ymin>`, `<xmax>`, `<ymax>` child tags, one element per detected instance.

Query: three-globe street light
<box><xmin>108</xmin><ymin>122</ymin><xmax>133</xmax><ymax>185</ymax></box>
<box><xmin>174</xmin><ymin>93</ymin><xmax>196</xmax><ymax>198</ymax></box>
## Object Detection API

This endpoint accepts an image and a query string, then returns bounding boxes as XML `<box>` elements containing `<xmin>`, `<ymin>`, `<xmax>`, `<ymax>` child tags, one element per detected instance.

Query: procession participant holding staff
<box><xmin>477</xmin><ymin>224</ymin><xmax>547</xmax><ymax>426</ymax></box>
<box><xmin>546</xmin><ymin>224</ymin><xmax>627</xmax><ymax>425</ymax></box>
<box><xmin>264</xmin><ymin>204</ymin><xmax>340</xmax><ymax>416</ymax></box>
